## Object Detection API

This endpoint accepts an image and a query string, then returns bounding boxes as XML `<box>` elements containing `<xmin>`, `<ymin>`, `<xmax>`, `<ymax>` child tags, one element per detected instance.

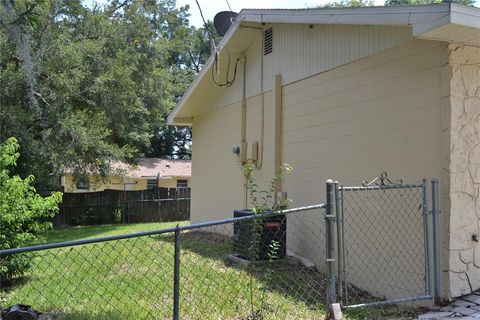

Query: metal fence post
<box><xmin>334</xmin><ymin>182</ymin><xmax>344</xmax><ymax>302</ymax></box>
<box><xmin>173</xmin><ymin>226</ymin><xmax>181</xmax><ymax>320</ymax></box>
<box><xmin>422</xmin><ymin>179</ymin><xmax>431</xmax><ymax>296</ymax></box>
<box><xmin>431</xmin><ymin>179</ymin><xmax>442</xmax><ymax>305</ymax></box>
<box><xmin>325</xmin><ymin>179</ymin><xmax>337</xmax><ymax>307</ymax></box>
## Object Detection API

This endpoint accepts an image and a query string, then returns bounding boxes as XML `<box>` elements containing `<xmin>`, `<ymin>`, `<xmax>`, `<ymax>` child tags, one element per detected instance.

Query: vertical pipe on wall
<box><xmin>241</xmin><ymin>57</ymin><xmax>248</xmax><ymax>209</ymax></box>
<box><xmin>241</xmin><ymin>57</ymin><xmax>247</xmax><ymax>163</ymax></box>
<box><xmin>431</xmin><ymin>179</ymin><xmax>442</xmax><ymax>305</ymax></box>
<box><xmin>274</xmin><ymin>74</ymin><xmax>282</xmax><ymax>194</ymax></box>
<box><xmin>255</xmin><ymin>27</ymin><xmax>265</xmax><ymax>170</ymax></box>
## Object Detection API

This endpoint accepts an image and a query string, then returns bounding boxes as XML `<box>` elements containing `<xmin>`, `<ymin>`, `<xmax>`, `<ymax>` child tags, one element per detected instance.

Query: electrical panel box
<box><xmin>251</xmin><ymin>142</ymin><xmax>258</xmax><ymax>162</ymax></box>
<box><xmin>241</xmin><ymin>142</ymin><xmax>248</xmax><ymax>163</ymax></box>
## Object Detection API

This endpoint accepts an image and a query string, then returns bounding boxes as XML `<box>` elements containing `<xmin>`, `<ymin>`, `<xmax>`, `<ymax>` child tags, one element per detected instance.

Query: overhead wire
<box><xmin>212</xmin><ymin>50</ymin><xmax>240</xmax><ymax>87</ymax></box>
<box><xmin>225</xmin><ymin>0</ymin><xmax>233</xmax><ymax>12</ymax></box>
<box><xmin>194</xmin><ymin>0</ymin><xmax>239</xmax><ymax>87</ymax></box>
<box><xmin>194</xmin><ymin>0</ymin><xmax>215</xmax><ymax>42</ymax></box>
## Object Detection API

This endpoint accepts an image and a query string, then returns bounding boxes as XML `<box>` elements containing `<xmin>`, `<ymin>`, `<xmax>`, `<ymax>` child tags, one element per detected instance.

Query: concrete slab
<box><xmin>418</xmin><ymin>311</ymin><xmax>455</xmax><ymax>319</ymax></box>
<box><xmin>417</xmin><ymin>290</ymin><xmax>480</xmax><ymax>319</ymax></box>
<box><xmin>451</xmin><ymin>307</ymin><xmax>479</xmax><ymax>316</ymax></box>
<box><xmin>463</xmin><ymin>295</ymin><xmax>480</xmax><ymax>304</ymax></box>
<box><xmin>453</xmin><ymin>300</ymin><xmax>475</xmax><ymax>308</ymax></box>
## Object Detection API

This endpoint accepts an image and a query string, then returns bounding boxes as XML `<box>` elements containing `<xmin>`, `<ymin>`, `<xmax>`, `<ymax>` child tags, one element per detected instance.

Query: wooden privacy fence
<box><xmin>53</xmin><ymin>188</ymin><xmax>190</xmax><ymax>227</ymax></box>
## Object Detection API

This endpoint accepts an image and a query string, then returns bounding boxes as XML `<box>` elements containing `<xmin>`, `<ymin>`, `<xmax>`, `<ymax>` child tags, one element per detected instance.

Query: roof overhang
<box><xmin>168</xmin><ymin>4</ymin><xmax>480</xmax><ymax>126</ymax></box>
<box><xmin>413</xmin><ymin>4</ymin><xmax>480</xmax><ymax>46</ymax></box>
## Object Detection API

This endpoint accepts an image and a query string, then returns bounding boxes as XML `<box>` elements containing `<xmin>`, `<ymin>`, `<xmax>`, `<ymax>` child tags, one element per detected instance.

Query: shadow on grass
<box><xmin>154</xmin><ymin>230</ymin><xmax>328</xmax><ymax>315</ymax></box>
<box><xmin>343</xmin><ymin>304</ymin><xmax>424</xmax><ymax>320</ymax></box>
<box><xmin>0</xmin><ymin>275</ymin><xmax>31</xmax><ymax>291</ymax></box>
<box><xmin>38</xmin><ymin>309</ymin><xmax>161</xmax><ymax>320</ymax></box>
<box><xmin>154</xmin><ymin>230</ymin><xmax>424</xmax><ymax>320</ymax></box>
<box><xmin>35</xmin><ymin>221</ymin><xmax>187</xmax><ymax>244</ymax></box>
<box><xmin>36</xmin><ymin>225</ymin><xmax>125</xmax><ymax>244</ymax></box>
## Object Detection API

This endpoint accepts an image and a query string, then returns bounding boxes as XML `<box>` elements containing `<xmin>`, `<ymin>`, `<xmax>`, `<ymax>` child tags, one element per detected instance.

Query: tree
<box><xmin>0</xmin><ymin>0</ymin><xmax>202</xmax><ymax>188</ymax></box>
<box><xmin>319</xmin><ymin>0</ymin><xmax>375</xmax><ymax>8</ymax></box>
<box><xmin>0</xmin><ymin>137</ymin><xmax>62</xmax><ymax>282</ymax></box>
<box><xmin>146</xmin><ymin>123</ymin><xmax>191</xmax><ymax>159</ymax></box>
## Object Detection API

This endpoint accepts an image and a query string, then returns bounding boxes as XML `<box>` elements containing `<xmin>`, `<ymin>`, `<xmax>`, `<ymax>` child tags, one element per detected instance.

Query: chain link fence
<box><xmin>1</xmin><ymin>177</ymin><xmax>442</xmax><ymax>319</ymax></box>
<box><xmin>339</xmin><ymin>183</ymin><xmax>429</xmax><ymax>306</ymax></box>
<box><xmin>1</xmin><ymin>205</ymin><xmax>328</xmax><ymax>320</ymax></box>
<box><xmin>326</xmin><ymin>177</ymin><xmax>442</xmax><ymax>318</ymax></box>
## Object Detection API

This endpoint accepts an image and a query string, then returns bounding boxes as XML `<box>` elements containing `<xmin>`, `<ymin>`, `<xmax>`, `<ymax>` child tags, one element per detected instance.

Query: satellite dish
<box><xmin>213</xmin><ymin>11</ymin><xmax>238</xmax><ymax>36</ymax></box>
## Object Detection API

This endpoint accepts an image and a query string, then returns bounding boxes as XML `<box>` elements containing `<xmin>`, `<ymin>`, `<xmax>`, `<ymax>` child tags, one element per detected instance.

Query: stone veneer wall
<box><xmin>442</xmin><ymin>44</ymin><xmax>480</xmax><ymax>298</ymax></box>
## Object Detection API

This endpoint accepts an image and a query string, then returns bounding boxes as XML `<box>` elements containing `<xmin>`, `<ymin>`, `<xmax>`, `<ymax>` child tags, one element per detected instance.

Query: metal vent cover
<box><xmin>264</xmin><ymin>28</ymin><xmax>273</xmax><ymax>55</ymax></box>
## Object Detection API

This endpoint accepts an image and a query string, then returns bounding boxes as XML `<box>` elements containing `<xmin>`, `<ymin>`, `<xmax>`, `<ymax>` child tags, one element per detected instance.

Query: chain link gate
<box><xmin>324</xmin><ymin>173</ymin><xmax>442</xmax><ymax>312</ymax></box>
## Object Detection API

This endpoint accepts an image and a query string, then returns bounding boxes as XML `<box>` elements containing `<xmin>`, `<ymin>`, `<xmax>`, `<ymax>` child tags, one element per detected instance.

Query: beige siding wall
<box><xmin>280</xmin><ymin>39</ymin><xmax>446</xmax><ymax>299</ymax></box>
<box><xmin>442</xmin><ymin>44</ymin><xmax>480</xmax><ymax>298</ymax></box>
<box><xmin>204</xmin><ymin>24</ymin><xmax>412</xmax><ymax>112</ymax></box>
<box><xmin>190</xmin><ymin>39</ymin><xmax>447</xmax><ymax>299</ymax></box>
<box><xmin>191</xmin><ymin>92</ymin><xmax>277</xmax><ymax>224</ymax></box>
<box><xmin>267</xmin><ymin>24</ymin><xmax>411</xmax><ymax>91</ymax></box>
<box><xmin>282</xmin><ymin>39</ymin><xmax>445</xmax><ymax>200</ymax></box>
<box><xmin>191</xmin><ymin>103</ymin><xmax>244</xmax><ymax>223</ymax></box>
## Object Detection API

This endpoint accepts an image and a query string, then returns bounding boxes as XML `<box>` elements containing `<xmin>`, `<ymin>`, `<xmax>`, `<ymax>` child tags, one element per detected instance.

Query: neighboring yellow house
<box><xmin>62</xmin><ymin>158</ymin><xmax>191</xmax><ymax>192</ymax></box>
<box><xmin>168</xmin><ymin>5</ymin><xmax>480</xmax><ymax>300</ymax></box>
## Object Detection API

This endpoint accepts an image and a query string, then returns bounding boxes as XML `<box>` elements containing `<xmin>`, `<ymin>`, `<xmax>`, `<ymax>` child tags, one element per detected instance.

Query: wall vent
<box><xmin>263</xmin><ymin>28</ymin><xmax>273</xmax><ymax>55</ymax></box>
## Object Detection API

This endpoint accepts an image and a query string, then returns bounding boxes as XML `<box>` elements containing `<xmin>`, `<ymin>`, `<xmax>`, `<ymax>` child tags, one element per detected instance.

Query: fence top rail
<box><xmin>340</xmin><ymin>182</ymin><xmax>424</xmax><ymax>191</ymax></box>
<box><xmin>0</xmin><ymin>203</ymin><xmax>325</xmax><ymax>256</ymax></box>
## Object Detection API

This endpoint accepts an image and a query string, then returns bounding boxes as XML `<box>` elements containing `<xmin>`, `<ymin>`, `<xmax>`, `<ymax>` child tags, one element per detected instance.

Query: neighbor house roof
<box><xmin>114</xmin><ymin>158</ymin><xmax>191</xmax><ymax>179</ymax></box>
<box><xmin>167</xmin><ymin>3</ymin><xmax>480</xmax><ymax>126</ymax></box>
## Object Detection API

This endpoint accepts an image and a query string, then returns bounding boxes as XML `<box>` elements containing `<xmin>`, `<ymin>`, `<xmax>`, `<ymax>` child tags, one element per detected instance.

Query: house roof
<box><xmin>114</xmin><ymin>158</ymin><xmax>191</xmax><ymax>179</ymax></box>
<box><xmin>167</xmin><ymin>3</ymin><xmax>480</xmax><ymax>126</ymax></box>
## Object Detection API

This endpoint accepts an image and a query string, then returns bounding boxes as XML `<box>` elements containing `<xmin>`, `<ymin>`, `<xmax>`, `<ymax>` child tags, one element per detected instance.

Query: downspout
<box><xmin>255</xmin><ymin>25</ymin><xmax>265</xmax><ymax>170</ymax></box>
<box><xmin>241</xmin><ymin>57</ymin><xmax>247</xmax><ymax>162</ymax></box>
<box><xmin>241</xmin><ymin>57</ymin><xmax>248</xmax><ymax>209</ymax></box>
<box><xmin>238</xmin><ymin>25</ymin><xmax>265</xmax><ymax>171</ymax></box>
<box><xmin>274</xmin><ymin>74</ymin><xmax>283</xmax><ymax>195</ymax></box>
<box><xmin>239</xmin><ymin>24</ymin><xmax>265</xmax><ymax>208</ymax></box>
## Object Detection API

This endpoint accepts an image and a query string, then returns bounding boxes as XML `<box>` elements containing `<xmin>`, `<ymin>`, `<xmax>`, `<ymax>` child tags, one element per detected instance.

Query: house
<box><xmin>61</xmin><ymin>158</ymin><xmax>191</xmax><ymax>192</ymax></box>
<box><xmin>168</xmin><ymin>4</ymin><xmax>480</xmax><ymax>300</ymax></box>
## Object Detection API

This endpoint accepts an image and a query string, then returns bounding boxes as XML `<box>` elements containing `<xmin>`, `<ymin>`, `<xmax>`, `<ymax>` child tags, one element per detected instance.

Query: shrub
<box><xmin>0</xmin><ymin>137</ymin><xmax>62</xmax><ymax>282</ymax></box>
<box><xmin>114</xmin><ymin>208</ymin><xmax>122</xmax><ymax>224</ymax></box>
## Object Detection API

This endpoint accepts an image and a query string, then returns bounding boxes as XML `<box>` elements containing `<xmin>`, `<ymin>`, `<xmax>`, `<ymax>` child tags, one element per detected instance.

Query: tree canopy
<box><xmin>1</xmin><ymin>0</ymin><xmax>210</xmax><ymax>188</ymax></box>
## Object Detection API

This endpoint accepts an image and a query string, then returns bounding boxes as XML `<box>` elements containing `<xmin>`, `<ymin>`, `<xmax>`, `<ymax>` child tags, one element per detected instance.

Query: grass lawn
<box><xmin>36</xmin><ymin>221</ymin><xmax>189</xmax><ymax>243</ymax></box>
<box><xmin>1</xmin><ymin>222</ymin><xmax>422</xmax><ymax>319</ymax></box>
<box><xmin>1</xmin><ymin>222</ymin><xmax>328</xmax><ymax>319</ymax></box>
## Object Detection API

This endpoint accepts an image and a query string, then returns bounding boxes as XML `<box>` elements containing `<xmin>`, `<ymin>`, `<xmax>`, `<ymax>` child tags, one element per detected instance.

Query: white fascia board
<box><xmin>450</xmin><ymin>3</ymin><xmax>480</xmax><ymax>29</ymax></box>
<box><xmin>413</xmin><ymin>3</ymin><xmax>480</xmax><ymax>36</ymax></box>
<box><xmin>240</xmin><ymin>4</ymin><xmax>450</xmax><ymax>25</ymax></box>
<box><xmin>412</xmin><ymin>13</ymin><xmax>451</xmax><ymax>35</ymax></box>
